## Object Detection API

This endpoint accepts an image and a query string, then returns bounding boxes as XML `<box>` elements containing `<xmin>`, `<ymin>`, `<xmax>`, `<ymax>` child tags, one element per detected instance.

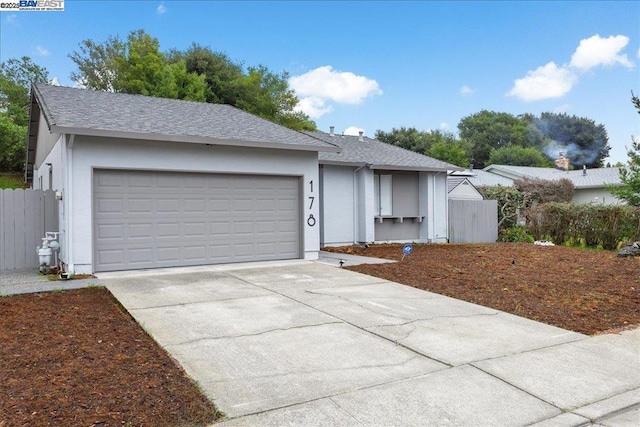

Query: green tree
<box><xmin>375</xmin><ymin>127</ymin><xmax>437</xmax><ymax>153</ymax></box>
<box><xmin>0</xmin><ymin>57</ymin><xmax>49</xmax><ymax>126</ymax></box>
<box><xmin>69</xmin><ymin>35</ymin><xmax>124</xmax><ymax>92</ymax></box>
<box><xmin>457</xmin><ymin>110</ymin><xmax>532</xmax><ymax>169</ymax></box>
<box><xmin>69</xmin><ymin>30</ymin><xmax>206</xmax><ymax>101</ymax></box>
<box><xmin>235</xmin><ymin>65</ymin><xmax>315</xmax><ymax>131</ymax></box>
<box><xmin>168</xmin><ymin>44</ymin><xmax>244</xmax><ymax>105</ymax></box>
<box><xmin>609</xmin><ymin>93</ymin><xmax>640</xmax><ymax>206</ymax></box>
<box><xmin>0</xmin><ymin>57</ymin><xmax>49</xmax><ymax>172</ymax></box>
<box><xmin>375</xmin><ymin>128</ymin><xmax>471</xmax><ymax>165</ymax></box>
<box><xmin>488</xmin><ymin>145</ymin><xmax>552</xmax><ymax>167</ymax></box>
<box><xmin>428</xmin><ymin>140</ymin><xmax>471</xmax><ymax>167</ymax></box>
<box><xmin>531</xmin><ymin>112</ymin><xmax>610</xmax><ymax>168</ymax></box>
<box><xmin>70</xmin><ymin>31</ymin><xmax>314</xmax><ymax>130</ymax></box>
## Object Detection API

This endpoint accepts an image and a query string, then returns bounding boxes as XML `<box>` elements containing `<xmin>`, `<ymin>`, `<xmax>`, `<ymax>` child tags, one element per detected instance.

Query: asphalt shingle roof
<box><xmin>309</xmin><ymin>131</ymin><xmax>461</xmax><ymax>171</ymax></box>
<box><xmin>484</xmin><ymin>165</ymin><xmax>622</xmax><ymax>188</ymax></box>
<box><xmin>450</xmin><ymin>169</ymin><xmax>515</xmax><ymax>188</ymax></box>
<box><xmin>32</xmin><ymin>84</ymin><xmax>338</xmax><ymax>151</ymax></box>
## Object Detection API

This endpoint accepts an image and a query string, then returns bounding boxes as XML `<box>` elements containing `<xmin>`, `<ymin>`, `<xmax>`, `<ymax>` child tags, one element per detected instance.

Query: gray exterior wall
<box><xmin>320</xmin><ymin>165</ymin><xmax>356</xmax><ymax>246</ymax></box>
<box><xmin>375</xmin><ymin>171</ymin><xmax>421</xmax><ymax>241</ymax></box>
<box><xmin>48</xmin><ymin>135</ymin><xmax>321</xmax><ymax>274</ymax></box>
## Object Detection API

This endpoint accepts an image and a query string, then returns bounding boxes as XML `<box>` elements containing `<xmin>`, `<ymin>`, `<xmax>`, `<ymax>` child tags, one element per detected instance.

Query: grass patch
<box><xmin>0</xmin><ymin>174</ymin><xmax>28</xmax><ymax>189</ymax></box>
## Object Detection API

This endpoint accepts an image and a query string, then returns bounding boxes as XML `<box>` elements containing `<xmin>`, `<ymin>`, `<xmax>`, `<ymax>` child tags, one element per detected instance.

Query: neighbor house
<box><xmin>308</xmin><ymin>129</ymin><xmax>461</xmax><ymax>246</ymax></box>
<box><xmin>447</xmin><ymin>176</ymin><xmax>483</xmax><ymax>200</ymax></box>
<box><xmin>26</xmin><ymin>84</ymin><xmax>340</xmax><ymax>274</ymax></box>
<box><xmin>482</xmin><ymin>164</ymin><xmax>624</xmax><ymax>205</ymax></box>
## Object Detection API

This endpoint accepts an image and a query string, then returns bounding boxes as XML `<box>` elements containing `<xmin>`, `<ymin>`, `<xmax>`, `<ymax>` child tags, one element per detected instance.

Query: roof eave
<box><xmin>50</xmin><ymin>125</ymin><xmax>341</xmax><ymax>153</ymax></box>
<box><xmin>319</xmin><ymin>160</ymin><xmax>367</xmax><ymax>168</ymax></box>
<box><xmin>371</xmin><ymin>164</ymin><xmax>462</xmax><ymax>172</ymax></box>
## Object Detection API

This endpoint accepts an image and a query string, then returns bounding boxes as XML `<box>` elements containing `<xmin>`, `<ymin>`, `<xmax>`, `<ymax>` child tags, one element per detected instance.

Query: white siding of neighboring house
<box><xmin>58</xmin><ymin>135</ymin><xmax>320</xmax><ymax>274</ymax></box>
<box><xmin>449</xmin><ymin>181</ymin><xmax>483</xmax><ymax>200</ymax></box>
<box><xmin>320</xmin><ymin>165</ymin><xmax>356</xmax><ymax>246</ymax></box>
<box><xmin>573</xmin><ymin>188</ymin><xmax>623</xmax><ymax>205</ymax></box>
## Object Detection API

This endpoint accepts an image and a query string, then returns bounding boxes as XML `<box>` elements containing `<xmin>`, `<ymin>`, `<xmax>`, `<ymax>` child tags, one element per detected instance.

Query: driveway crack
<box><xmin>166</xmin><ymin>321</ymin><xmax>343</xmax><ymax>346</ymax></box>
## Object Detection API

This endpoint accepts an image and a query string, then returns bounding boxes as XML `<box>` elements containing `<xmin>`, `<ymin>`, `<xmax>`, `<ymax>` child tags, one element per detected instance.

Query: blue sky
<box><xmin>1</xmin><ymin>0</ymin><xmax>638</xmax><ymax>164</ymax></box>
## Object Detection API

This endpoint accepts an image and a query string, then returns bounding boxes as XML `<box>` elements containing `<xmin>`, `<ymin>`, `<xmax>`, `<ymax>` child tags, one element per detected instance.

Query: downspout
<box><xmin>66</xmin><ymin>134</ymin><xmax>74</xmax><ymax>273</ymax></box>
<box><xmin>438</xmin><ymin>171</ymin><xmax>447</xmax><ymax>242</ymax></box>
<box><xmin>353</xmin><ymin>164</ymin><xmax>366</xmax><ymax>244</ymax></box>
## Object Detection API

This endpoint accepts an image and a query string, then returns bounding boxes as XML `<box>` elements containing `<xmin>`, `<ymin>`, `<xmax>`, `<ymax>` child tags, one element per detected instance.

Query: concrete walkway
<box><xmin>99</xmin><ymin>261</ymin><xmax>640</xmax><ymax>426</ymax></box>
<box><xmin>0</xmin><ymin>269</ymin><xmax>101</xmax><ymax>295</ymax></box>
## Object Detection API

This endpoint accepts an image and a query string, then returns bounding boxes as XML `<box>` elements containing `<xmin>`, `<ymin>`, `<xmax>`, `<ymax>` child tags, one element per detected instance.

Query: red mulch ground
<box><xmin>0</xmin><ymin>287</ymin><xmax>222</xmax><ymax>427</ymax></box>
<box><xmin>325</xmin><ymin>243</ymin><xmax>640</xmax><ymax>335</ymax></box>
<box><xmin>2</xmin><ymin>243</ymin><xmax>637</xmax><ymax>426</ymax></box>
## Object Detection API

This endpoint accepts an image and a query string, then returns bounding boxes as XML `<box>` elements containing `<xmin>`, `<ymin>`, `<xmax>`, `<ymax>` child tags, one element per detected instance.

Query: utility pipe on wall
<box><xmin>353</xmin><ymin>164</ymin><xmax>366</xmax><ymax>244</ymax></box>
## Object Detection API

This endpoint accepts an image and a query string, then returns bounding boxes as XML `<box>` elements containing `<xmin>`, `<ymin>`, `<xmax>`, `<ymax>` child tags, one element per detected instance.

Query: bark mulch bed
<box><xmin>324</xmin><ymin>242</ymin><xmax>640</xmax><ymax>335</ymax></box>
<box><xmin>0</xmin><ymin>287</ymin><xmax>222</xmax><ymax>427</ymax></box>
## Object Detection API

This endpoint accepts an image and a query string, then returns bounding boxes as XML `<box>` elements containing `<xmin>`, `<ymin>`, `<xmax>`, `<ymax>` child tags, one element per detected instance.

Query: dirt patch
<box><xmin>325</xmin><ymin>243</ymin><xmax>640</xmax><ymax>335</ymax></box>
<box><xmin>0</xmin><ymin>287</ymin><xmax>222</xmax><ymax>426</ymax></box>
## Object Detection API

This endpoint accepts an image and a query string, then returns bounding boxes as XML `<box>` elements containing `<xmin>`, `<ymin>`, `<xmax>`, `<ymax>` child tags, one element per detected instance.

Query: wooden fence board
<box><xmin>0</xmin><ymin>189</ymin><xmax>59</xmax><ymax>270</ymax></box>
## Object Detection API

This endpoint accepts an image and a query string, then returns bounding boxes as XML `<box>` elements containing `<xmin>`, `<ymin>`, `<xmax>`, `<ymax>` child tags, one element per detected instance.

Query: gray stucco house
<box><xmin>26</xmin><ymin>84</ymin><xmax>339</xmax><ymax>273</ymax></box>
<box><xmin>308</xmin><ymin>130</ymin><xmax>461</xmax><ymax>246</ymax></box>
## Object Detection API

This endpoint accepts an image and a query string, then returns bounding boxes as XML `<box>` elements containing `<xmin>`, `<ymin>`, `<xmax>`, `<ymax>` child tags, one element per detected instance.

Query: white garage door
<box><xmin>93</xmin><ymin>170</ymin><xmax>300</xmax><ymax>272</ymax></box>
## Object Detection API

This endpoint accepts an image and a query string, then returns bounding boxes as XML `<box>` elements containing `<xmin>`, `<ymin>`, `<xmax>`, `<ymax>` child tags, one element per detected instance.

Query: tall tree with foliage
<box><xmin>69</xmin><ymin>30</ymin><xmax>207</xmax><ymax>101</ymax></box>
<box><xmin>0</xmin><ymin>57</ymin><xmax>49</xmax><ymax>172</ymax></box>
<box><xmin>488</xmin><ymin>145</ymin><xmax>552</xmax><ymax>167</ymax></box>
<box><xmin>69</xmin><ymin>30</ymin><xmax>315</xmax><ymax>131</ymax></box>
<box><xmin>609</xmin><ymin>93</ymin><xmax>640</xmax><ymax>206</ymax></box>
<box><xmin>375</xmin><ymin>128</ymin><xmax>471</xmax><ymax>165</ymax></box>
<box><xmin>457</xmin><ymin>110</ymin><xmax>534</xmax><ymax>169</ymax></box>
<box><xmin>235</xmin><ymin>66</ymin><xmax>315</xmax><ymax>131</ymax></box>
<box><xmin>530</xmin><ymin>112</ymin><xmax>610</xmax><ymax>168</ymax></box>
<box><xmin>167</xmin><ymin>44</ymin><xmax>244</xmax><ymax>105</ymax></box>
<box><xmin>375</xmin><ymin>127</ymin><xmax>437</xmax><ymax>153</ymax></box>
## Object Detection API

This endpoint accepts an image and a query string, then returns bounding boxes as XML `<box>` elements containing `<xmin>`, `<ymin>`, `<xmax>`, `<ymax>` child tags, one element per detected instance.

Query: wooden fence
<box><xmin>1</xmin><ymin>189</ymin><xmax>58</xmax><ymax>270</ymax></box>
<box><xmin>448</xmin><ymin>199</ymin><xmax>498</xmax><ymax>243</ymax></box>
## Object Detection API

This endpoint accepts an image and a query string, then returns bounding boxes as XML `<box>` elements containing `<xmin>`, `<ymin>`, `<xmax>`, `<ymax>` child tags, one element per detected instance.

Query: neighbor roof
<box><xmin>450</xmin><ymin>169</ymin><xmax>515</xmax><ymax>188</ymax></box>
<box><xmin>29</xmin><ymin>84</ymin><xmax>339</xmax><ymax>152</ymax></box>
<box><xmin>309</xmin><ymin>131</ymin><xmax>462</xmax><ymax>172</ymax></box>
<box><xmin>484</xmin><ymin>164</ymin><xmax>622</xmax><ymax>189</ymax></box>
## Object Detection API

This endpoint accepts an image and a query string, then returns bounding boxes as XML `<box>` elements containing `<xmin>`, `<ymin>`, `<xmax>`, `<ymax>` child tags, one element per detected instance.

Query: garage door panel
<box><xmin>94</xmin><ymin>170</ymin><xmax>300</xmax><ymax>272</ymax></box>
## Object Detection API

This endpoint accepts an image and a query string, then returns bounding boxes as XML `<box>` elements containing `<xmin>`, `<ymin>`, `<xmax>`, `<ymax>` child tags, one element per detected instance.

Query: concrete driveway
<box><xmin>101</xmin><ymin>260</ymin><xmax>640</xmax><ymax>426</ymax></box>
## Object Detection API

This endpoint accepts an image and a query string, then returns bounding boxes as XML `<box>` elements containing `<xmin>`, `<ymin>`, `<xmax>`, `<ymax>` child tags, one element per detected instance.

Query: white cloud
<box><xmin>440</xmin><ymin>122</ymin><xmax>449</xmax><ymax>130</ymax></box>
<box><xmin>290</xmin><ymin>65</ymin><xmax>382</xmax><ymax>118</ymax></box>
<box><xmin>35</xmin><ymin>46</ymin><xmax>50</xmax><ymax>56</ymax></box>
<box><xmin>157</xmin><ymin>2</ymin><xmax>166</xmax><ymax>14</ymax></box>
<box><xmin>6</xmin><ymin>14</ymin><xmax>17</xmax><ymax>24</ymax></box>
<box><xmin>294</xmin><ymin>96</ymin><xmax>333</xmax><ymax>119</ymax></box>
<box><xmin>506</xmin><ymin>62</ymin><xmax>578</xmax><ymax>101</ymax></box>
<box><xmin>459</xmin><ymin>85</ymin><xmax>475</xmax><ymax>96</ymax></box>
<box><xmin>344</xmin><ymin>126</ymin><xmax>364</xmax><ymax>136</ymax></box>
<box><xmin>570</xmin><ymin>34</ymin><xmax>633</xmax><ymax>71</ymax></box>
<box><xmin>637</xmin><ymin>47</ymin><xmax>640</xmax><ymax>58</ymax></box>
<box><xmin>49</xmin><ymin>77</ymin><xmax>61</xmax><ymax>86</ymax></box>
